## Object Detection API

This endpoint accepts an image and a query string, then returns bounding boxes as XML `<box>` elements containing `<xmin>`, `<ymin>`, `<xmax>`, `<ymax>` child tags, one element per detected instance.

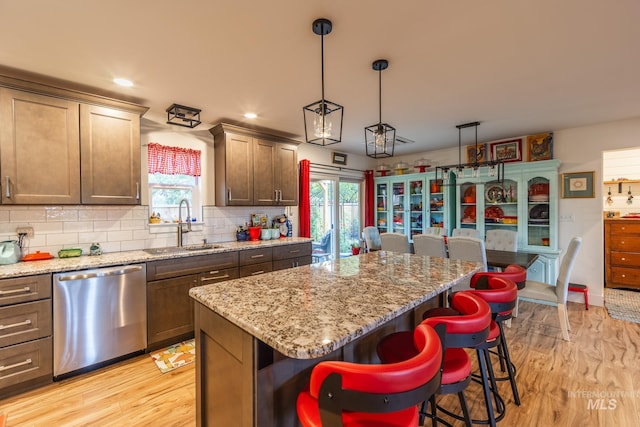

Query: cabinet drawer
<box><xmin>0</xmin><ymin>300</ymin><xmax>52</xmax><ymax>348</ymax></box>
<box><xmin>199</xmin><ymin>267</ymin><xmax>239</xmax><ymax>285</ymax></box>
<box><xmin>239</xmin><ymin>248</ymin><xmax>273</xmax><ymax>266</ymax></box>
<box><xmin>0</xmin><ymin>337</ymin><xmax>52</xmax><ymax>391</ymax></box>
<box><xmin>0</xmin><ymin>274</ymin><xmax>51</xmax><ymax>306</ymax></box>
<box><xmin>610</xmin><ymin>251</ymin><xmax>640</xmax><ymax>267</ymax></box>
<box><xmin>147</xmin><ymin>251</ymin><xmax>238</xmax><ymax>280</ymax></box>
<box><xmin>610</xmin><ymin>223</ymin><xmax>640</xmax><ymax>236</ymax></box>
<box><xmin>610</xmin><ymin>267</ymin><xmax>640</xmax><ymax>286</ymax></box>
<box><xmin>239</xmin><ymin>262</ymin><xmax>272</xmax><ymax>277</ymax></box>
<box><xmin>272</xmin><ymin>243</ymin><xmax>312</xmax><ymax>261</ymax></box>
<box><xmin>273</xmin><ymin>256</ymin><xmax>312</xmax><ymax>272</ymax></box>
<box><xmin>609</xmin><ymin>236</ymin><xmax>640</xmax><ymax>252</ymax></box>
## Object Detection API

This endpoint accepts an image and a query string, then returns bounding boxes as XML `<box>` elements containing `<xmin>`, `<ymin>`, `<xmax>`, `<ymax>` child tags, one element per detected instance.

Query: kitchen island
<box><xmin>189</xmin><ymin>251</ymin><xmax>482</xmax><ymax>427</ymax></box>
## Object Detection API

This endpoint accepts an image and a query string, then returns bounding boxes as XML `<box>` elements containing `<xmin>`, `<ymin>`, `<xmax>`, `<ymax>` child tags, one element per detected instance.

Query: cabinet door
<box><xmin>253</xmin><ymin>140</ymin><xmax>298</xmax><ymax>206</ymax></box>
<box><xmin>0</xmin><ymin>88</ymin><xmax>80</xmax><ymax>204</ymax></box>
<box><xmin>391</xmin><ymin>181</ymin><xmax>407</xmax><ymax>234</ymax></box>
<box><xmin>483</xmin><ymin>178</ymin><xmax>519</xmax><ymax>238</ymax></box>
<box><xmin>458</xmin><ymin>181</ymin><xmax>480</xmax><ymax>234</ymax></box>
<box><xmin>276</xmin><ymin>142</ymin><xmax>298</xmax><ymax>205</ymax></box>
<box><xmin>80</xmin><ymin>104</ymin><xmax>141</xmax><ymax>204</ymax></box>
<box><xmin>524</xmin><ymin>174</ymin><xmax>555</xmax><ymax>250</ymax></box>
<box><xmin>254</xmin><ymin>138</ymin><xmax>277</xmax><ymax>205</ymax></box>
<box><xmin>147</xmin><ymin>275</ymin><xmax>198</xmax><ymax>349</ymax></box>
<box><xmin>408</xmin><ymin>178</ymin><xmax>426</xmax><ymax>238</ymax></box>
<box><xmin>224</xmin><ymin>133</ymin><xmax>253</xmax><ymax>205</ymax></box>
<box><xmin>375</xmin><ymin>180</ymin><xmax>389</xmax><ymax>233</ymax></box>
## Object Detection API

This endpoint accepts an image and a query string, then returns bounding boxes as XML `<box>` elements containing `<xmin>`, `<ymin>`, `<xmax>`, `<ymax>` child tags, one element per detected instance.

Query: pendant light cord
<box><xmin>378</xmin><ymin>68</ymin><xmax>382</xmax><ymax>124</ymax></box>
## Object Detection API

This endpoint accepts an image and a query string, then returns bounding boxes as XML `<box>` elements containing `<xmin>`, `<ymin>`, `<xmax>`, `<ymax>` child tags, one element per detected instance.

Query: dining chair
<box><xmin>380</xmin><ymin>232</ymin><xmax>411</xmax><ymax>254</ymax></box>
<box><xmin>517</xmin><ymin>237</ymin><xmax>582</xmax><ymax>341</ymax></box>
<box><xmin>361</xmin><ymin>226</ymin><xmax>382</xmax><ymax>252</ymax></box>
<box><xmin>485</xmin><ymin>229</ymin><xmax>518</xmax><ymax>252</ymax></box>
<box><xmin>452</xmin><ymin>228</ymin><xmax>481</xmax><ymax>238</ymax></box>
<box><xmin>423</xmin><ymin>226</ymin><xmax>448</xmax><ymax>236</ymax></box>
<box><xmin>413</xmin><ymin>234</ymin><xmax>447</xmax><ymax>258</ymax></box>
<box><xmin>447</xmin><ymin>236</ymin><xmax>488</xmax><ymax>272</ymax></box>
<box><xmin>297</xmin><ymin>323</ymin><xmax>443</xmax><ymax>427</ymax></box>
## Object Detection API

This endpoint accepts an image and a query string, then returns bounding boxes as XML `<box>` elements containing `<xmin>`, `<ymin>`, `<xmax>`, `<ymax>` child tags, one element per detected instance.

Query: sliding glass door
<box><xmin>310</xmin><ymin>176</ymin><xmax>362</xmax><ymax>261</ymax></box>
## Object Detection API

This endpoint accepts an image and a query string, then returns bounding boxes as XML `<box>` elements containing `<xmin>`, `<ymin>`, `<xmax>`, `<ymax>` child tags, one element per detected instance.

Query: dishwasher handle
<box><xmin>57</xmin><ymin>265</ymin><xmax>144</xmax><ymax>282</ymax></box>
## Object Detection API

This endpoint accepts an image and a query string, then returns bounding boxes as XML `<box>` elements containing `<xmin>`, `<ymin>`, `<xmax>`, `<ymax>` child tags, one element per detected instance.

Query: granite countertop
<box><xmin>0</xmin><ymin>237</ymin><xmax>311</xmax><ymax>279</ymax></box>
<box><xmin>189</xmin><ymin>251</ymin><xmax>482</xmax><ymax>359</ymax></box>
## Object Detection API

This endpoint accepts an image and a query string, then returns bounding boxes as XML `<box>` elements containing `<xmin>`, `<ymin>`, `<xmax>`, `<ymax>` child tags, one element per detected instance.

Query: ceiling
<box><xmin>2</xmin><ymin>0</ymin><xmax>639</xmax><ymax>156</ymax></box>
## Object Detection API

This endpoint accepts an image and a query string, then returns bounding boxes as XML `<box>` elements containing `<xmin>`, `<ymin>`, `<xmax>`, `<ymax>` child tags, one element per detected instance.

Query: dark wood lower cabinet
<box><xmin>147</xmin><ymin>275</ymin><xmax>198</xmax><ymax>351</ymax></box>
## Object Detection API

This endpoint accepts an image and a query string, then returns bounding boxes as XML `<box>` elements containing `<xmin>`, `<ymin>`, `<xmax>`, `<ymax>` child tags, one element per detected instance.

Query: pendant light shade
<box><xmin>365</xmin><ymin>59</ymin><xmax>395</xmax><ymax>158</ymax></box>
<box><xmin>303</xmin><ymin>18</ymin><xmax>343</xmax><ymax>146</ymax></box>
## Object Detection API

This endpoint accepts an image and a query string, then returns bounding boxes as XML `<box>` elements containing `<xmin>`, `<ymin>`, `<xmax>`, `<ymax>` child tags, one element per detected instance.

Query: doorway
<box><xmin>310</xmin><ymin>176</ymin><xmax>363</xmax><ymax>261</ymax></box>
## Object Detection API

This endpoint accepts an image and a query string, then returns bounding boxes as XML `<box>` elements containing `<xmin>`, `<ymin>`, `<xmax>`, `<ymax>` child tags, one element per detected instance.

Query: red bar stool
<box><xmin>468</xmin><ymin>275</ymin><xmax>521</xmax><ymax>422</ymax></box>
<box><xmin>377</xmin><ymin>291</ymin><xmax>492</xmax><ymax>427</ymax></box>
<box><xmin>296</xmin><ymin>323</ymin><xmax>443</xmax><ymax>427</ymax></box>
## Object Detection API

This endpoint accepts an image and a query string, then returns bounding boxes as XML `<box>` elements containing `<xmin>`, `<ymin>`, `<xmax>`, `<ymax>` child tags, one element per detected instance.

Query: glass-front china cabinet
<box><xmin>454</xmin><ymin>160</ymin><xmax>561</xmax><ymax>283</ymax></box>
<box><xmin>375</xmin><ymin>171</ymin><xmax>454</xmax><ymax>240</ymax></box>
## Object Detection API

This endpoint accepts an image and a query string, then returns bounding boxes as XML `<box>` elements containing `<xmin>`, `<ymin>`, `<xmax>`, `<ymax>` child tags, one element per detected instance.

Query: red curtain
<box><xmin>364</xmin><ymin>170</ymin><xmax>374</xmax><ymax>227</ymax></box>
<box><xmin>148</xmin><ymin>143</ymin><xmax>201</xmax><ymax>176</ymax></box>
<box><xmin>299</xmin><ymin>159</ymin><xmax>311</xmax><ymax>237</ymax></box>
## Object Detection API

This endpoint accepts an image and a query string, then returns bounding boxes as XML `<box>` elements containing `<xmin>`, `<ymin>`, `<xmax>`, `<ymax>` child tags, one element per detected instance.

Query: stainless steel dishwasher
<box><xmin>53</xmin><ymin>264</ymin><xmax>147</xmax><ymax>378</ymax></box>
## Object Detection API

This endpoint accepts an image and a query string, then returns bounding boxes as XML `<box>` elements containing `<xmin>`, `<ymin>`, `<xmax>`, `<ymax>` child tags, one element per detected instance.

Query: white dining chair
<box><xmin>447</xmin><ymin>236</ymin><xmax>488</xmax><ymax>272</ymax></box>
<box><xmin>451</xmin><ymin>228</ymin><xmax>481</xmax><ymax>238</ymax></box>
<box><xmin>485</xmin><ymin>229</ymin><xmax>518</xmax><ymax>252</ymax></box>
<box><xmin>518</xmin><ymin>237</ymin><xmax>582</xmax><ymax>341</ymax></box>
<box><xmin>413</xmin><ymin>234</ymin><xmax>447</xmax><ymax>258</ymax></box>
<box><xmin>423</xmin><ymin>226</ymin><xmax>448</xmax><ymax>236</ymax></box>
<box><xmin>362</xmin><ymin>226</ymin><xmax>382</xmax><ymax>252</ymax></box>
<box><xmin>380</xmin><ymin>232</ymin><xmax>411</xmax><ymax>254</ymax></box>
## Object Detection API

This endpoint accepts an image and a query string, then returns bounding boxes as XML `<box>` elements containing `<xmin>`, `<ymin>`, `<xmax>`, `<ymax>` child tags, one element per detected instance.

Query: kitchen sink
<box><xmin>143</xmin><ymin>244</ymin><xmax>222</xmax><ymax>255</ymax></box>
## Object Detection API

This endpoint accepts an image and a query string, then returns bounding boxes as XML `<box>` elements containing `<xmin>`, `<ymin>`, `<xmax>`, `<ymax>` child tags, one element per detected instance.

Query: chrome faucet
<box><xmin>177</xmin><ymin>198</ymin><xmax>192</xmax><ymax>247</ymax></box>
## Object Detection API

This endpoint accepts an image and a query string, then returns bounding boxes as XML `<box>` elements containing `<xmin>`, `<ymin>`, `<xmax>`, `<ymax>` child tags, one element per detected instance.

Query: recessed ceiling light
<box><xmin>244</xmin><ymin>112</ymin><xmax>257</xmax><ymax>119</ymax></box>
<box><xmin>113</xmin><ymin>78</ymin><xmax>134</xmax><ymax>87</ymax></box>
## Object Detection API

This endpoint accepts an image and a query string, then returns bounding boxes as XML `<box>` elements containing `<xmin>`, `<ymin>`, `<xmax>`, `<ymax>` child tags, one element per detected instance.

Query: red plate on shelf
<box><xmin>484</xmin><ymin>206</ymin><xmax>504</xmax><ymax>219</ymax></box>
<box><xmin>22</xmin><ymin>251</ymin><xmax>54</xmax><ymax>261</ymax></box>
<box><xmin>463</xmin><ymin>206</ymin><xmax>476</xmax><ymax>220</ymax></box>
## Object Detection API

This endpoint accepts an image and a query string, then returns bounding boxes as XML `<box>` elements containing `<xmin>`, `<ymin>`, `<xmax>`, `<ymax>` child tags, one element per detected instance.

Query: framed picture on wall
<box><xmin>527</xmin><ymin>132</ymin><xmax>553</xmax><ymax>161</ymax></box>
<box><xmin>490</xmin><ymin>139</ymin><xmax>522</xmax><ymax>163</ymax></box>
<box><xmin>561</xmin><ymin>171</ymin><xmax>595</xmax><ymax>198</ymax></box>
<box><xmin>466</xmin><ymin>143</ymin><xmax>487</xmax><ymax>163</ymax></box>
<box><xmin>332</xmin><ymin>151</ymin><xmax>348</xmax><ymax>166</ymax></box>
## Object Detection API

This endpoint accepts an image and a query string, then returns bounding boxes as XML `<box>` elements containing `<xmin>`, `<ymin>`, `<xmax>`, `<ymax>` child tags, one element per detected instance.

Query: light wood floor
<box><xmin>1</xmin><ymin>300</ymin><xmax>639</xmax><ymax>426</ymax></box>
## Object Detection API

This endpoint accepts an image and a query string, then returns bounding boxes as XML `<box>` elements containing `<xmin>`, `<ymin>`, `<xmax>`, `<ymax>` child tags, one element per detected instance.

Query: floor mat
<box><xmin>605</xmin><ymin>289</ymin><xmax>640</xmax><ymax>324</ymax></box>
<box><xmin>150</xmin><ymin>339</ymin><xmax>196</xmax><ymax>373</ymax></box>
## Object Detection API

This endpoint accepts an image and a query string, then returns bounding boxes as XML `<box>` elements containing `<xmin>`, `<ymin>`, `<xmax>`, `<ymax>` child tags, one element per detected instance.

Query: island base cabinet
<box><xmin>194</xmin><ymin>298</ymin><xmax>439</xmax><ymax>426</ymax></box>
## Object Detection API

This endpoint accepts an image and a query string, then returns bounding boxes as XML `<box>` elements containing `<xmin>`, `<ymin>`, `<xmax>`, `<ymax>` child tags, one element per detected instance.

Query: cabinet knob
<box><xmin>621</xmin><ymin>257</ymin><xmax>626</xmax><ymax>261</ymax></box>
<box><xmin>622</xmin><ymin>274</ymin><xmax>626</xmax><ymax>278</ymax></box>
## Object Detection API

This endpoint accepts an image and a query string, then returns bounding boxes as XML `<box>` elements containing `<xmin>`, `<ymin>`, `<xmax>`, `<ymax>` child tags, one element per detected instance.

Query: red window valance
<box><xmin>148</xmin><ymin>143</ymin><xmax>201</xmax><ymax>177</ymax></box>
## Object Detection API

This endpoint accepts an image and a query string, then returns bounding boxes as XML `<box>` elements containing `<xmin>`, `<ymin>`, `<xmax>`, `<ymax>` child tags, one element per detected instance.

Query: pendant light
<box><xmin>365</xmin><ymin>59</ymin><xmax>395</xmax><ymax>158</ymax></box>
<box><xmin>303</xmin><ymin>18</ymin><xmax>343</xmax><ymax>146</ymax></box>
<box><xmin>435</xmin><ymin>121</ymin><xmax>504</xmax><ymax>185</ymax></box>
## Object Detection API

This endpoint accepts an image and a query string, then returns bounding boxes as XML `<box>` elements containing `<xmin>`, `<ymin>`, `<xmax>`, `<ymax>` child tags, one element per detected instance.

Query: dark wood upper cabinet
<box><xmin>80</xmin><ymin>104</ymin><xmax>141</xmax><ymax>205</ymax></box>
<box><xmin>0</xmin><ymin>88</ymin><xmax>81</xmax><ymax>204</ymax></box>
<box><xmin>0</xmin><ymin>67</ymin><xmax>148</xmax><ymax>205</ymax></box>
<box><xmin>212</xmin><ymin>123</ymin><xmax>299</xmax><ymax>206</ymax></box>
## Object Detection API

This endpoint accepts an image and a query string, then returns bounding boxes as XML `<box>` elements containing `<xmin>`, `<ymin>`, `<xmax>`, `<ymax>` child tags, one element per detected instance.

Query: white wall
<box><xmin>602</xmin><ymin>148</ymin><xmax>640</xmax><ymax>216</ymax></box>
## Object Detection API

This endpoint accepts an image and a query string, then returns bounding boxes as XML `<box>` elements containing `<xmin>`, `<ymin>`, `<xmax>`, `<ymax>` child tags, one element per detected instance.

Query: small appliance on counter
<box><xmin>0</xmin><ymin>240</ymin><xmax>21</xmax><ymax>265</ymax></box>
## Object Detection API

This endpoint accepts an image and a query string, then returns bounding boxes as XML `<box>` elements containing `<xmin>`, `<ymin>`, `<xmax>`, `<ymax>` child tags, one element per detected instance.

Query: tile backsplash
<box><xmin>0</xmin><ymin>205</ymin><xmax>294</xmax><ymax>256</ymax></box>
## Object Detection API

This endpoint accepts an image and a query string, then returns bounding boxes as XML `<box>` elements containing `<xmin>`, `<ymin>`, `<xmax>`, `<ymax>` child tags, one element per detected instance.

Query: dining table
<box><xmin>485</xmin><ymin>249</ymin><xmax>539</xmax><ymax>269</ymax></box>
